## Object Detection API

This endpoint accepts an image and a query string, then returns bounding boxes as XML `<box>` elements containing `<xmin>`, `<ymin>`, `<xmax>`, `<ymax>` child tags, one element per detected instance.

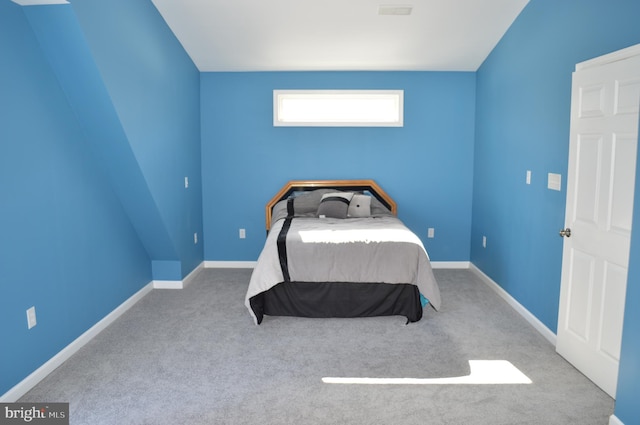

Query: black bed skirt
<box><xmin>249</xmin><ymin>281</ymin><xmax>423</xmax><ymax>324</ymax></box>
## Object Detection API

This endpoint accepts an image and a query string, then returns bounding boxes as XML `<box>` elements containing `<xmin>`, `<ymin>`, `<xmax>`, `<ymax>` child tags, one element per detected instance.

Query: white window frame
<box><xmin>273</xmin><ymin>90</ymin><xmax>404</xmax><ymax>127</ymax></box>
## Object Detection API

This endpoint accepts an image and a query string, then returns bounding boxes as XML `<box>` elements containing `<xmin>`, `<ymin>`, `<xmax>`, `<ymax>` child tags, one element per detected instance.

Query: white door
<box><xmin>557</xmin><ymin>45</ymin><xmax>640</xmax><ymax>399</ymax></box>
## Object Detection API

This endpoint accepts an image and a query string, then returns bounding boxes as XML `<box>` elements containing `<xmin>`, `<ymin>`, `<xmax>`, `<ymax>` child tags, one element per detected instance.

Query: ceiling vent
<box><xmin>378</xmin><ymin>5</ymin><xmax>413</xmax><ymax>15</ymax></box>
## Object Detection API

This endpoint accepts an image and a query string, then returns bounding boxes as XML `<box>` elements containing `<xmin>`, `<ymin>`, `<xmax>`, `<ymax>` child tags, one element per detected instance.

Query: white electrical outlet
<box><xmin>482</xmin><ymin>236</ymin><xmax>487</xmax><ymax>248</ymax></box>
<box><xmin>26</xmin><ymin>306</ymin><xmax>37</xmax><ymax>329</ymax></box>
<box><xmin>184</xmin><ymin>176</ymin><xmax>189</xmax><ymax>189</ymax></box>
<box><xmin>194</xmin><ymin>232</ymin><xmax>198</xmax><ymax>244</ymax></box>
<box><xmin>427</xmin><ymin>228</ymin><xmax>435</xmax><ymax>238</ymax></box>
<box><xmin>239</xmin><ymin>228</ymin><xmax>246</xmax><ymax>239</ymax></box>
<box><xmin>526</xmin><ymin>170</ymin><xmax>531</xmax><ymax>185</ymax></box>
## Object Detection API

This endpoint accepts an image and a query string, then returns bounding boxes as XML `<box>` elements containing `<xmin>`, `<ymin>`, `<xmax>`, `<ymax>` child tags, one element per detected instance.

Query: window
<box><xmin>273</xmin><ymin>90</ymin><xmax>404</xmax><ymax>127</ymax></box>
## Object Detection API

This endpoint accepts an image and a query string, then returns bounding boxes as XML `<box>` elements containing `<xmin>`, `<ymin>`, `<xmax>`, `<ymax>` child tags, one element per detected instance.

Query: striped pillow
<box><xmin>317</xmin><ymin>192</ymin><xmax>354</xmax><ymax>218</ymax></box>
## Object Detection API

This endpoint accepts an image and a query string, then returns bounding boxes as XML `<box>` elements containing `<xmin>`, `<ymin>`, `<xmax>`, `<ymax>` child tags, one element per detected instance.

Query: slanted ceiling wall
<box><xmin>0</xmin><ymin>0</ymin><xmax>202</xmax><ymax>395</ymax></box>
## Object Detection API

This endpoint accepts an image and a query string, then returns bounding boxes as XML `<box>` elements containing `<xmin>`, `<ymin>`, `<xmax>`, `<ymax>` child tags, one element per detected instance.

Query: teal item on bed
<box><xmin>420</xmin><ymin>293</ymin><xmax>429</xmax><ymax>307</ymax></box>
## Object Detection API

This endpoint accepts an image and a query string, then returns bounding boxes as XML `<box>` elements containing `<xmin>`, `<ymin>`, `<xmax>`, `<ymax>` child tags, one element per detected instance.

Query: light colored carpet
<box><xmin>20</xmin><ymin>268</ymin><xmax>613</xmax><ymax>424</ymax></box>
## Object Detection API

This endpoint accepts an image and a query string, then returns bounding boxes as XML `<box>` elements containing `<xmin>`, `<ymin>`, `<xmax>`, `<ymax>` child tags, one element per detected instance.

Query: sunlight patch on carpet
<box><xmin>322</xmin><ymin>360</ymin><xmax>532</xmax><ymax>385</ymax></box>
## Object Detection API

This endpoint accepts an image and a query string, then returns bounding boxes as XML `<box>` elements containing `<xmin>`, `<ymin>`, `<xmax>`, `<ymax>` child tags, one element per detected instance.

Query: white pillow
<box><xmin>347</xmin><ymin>194</ymin><xmax>372</xmax><ymax>217</ymax></box>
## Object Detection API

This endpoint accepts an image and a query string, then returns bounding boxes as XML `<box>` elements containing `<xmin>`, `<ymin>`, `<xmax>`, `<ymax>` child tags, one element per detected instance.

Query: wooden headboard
<box><xmin>265</xmin><ymin>179</ymin><xmax>397</xmax><ymax>231</ymax></box>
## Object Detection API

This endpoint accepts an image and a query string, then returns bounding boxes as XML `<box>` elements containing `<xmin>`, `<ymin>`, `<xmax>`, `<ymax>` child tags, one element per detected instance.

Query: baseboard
<box><xmin>153</xmin><ymin>280</ymin><xmax>183</xmax><ymax>289</ymax></box>
<box><xmin>469</xmin><ymin>263</ymin><xmax>557</xmax><ymax>346</ymax></box>
<box><xmin>610</xmin><ymin>414</ymin><xmax>624</xmax><ymax>425</ymax></box>
<box><xmin>0</xmin><ymin>281</ymin><xmax>154</xmax><ymax>403</ymax></box>
<box><xmin>153</xmin><ymin>261</ymin><xmax>204</xmax><ymax>289</ymax></box>
<box><xmin>204</xmin><ymin>261</ymin><xmax>257</xmax><ymax>269</ymax></box>
<box><xmin>431</xmin><ymin>261</ymin><xmax>470</xmax><ymax>269</ymax></box>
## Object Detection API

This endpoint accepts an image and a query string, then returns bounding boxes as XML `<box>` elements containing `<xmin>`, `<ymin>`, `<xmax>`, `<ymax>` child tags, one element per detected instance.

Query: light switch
<box><xmin>548</xmin><ymin>173</ymin><xmax>562</xmax><ymax>191</ymax></box>
<box><xmin>27</xmin><ymin>306</ymin><xmax>37</xmax><ymax>329</ymax></box>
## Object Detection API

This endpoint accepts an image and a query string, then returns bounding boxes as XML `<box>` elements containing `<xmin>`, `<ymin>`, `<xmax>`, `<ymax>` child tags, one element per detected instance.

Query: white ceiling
<box><xmin>151</xmin><ymin>0</ymin><xmax>529</xmax><ymax>72</ymax></box>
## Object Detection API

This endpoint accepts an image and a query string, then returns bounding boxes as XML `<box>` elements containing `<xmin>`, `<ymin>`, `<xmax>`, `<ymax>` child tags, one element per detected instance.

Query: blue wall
<box><xmin>22</xmin><ymin>0</ymin><xmax>203</xmax><ymax>281</ymax></box>
<box><xmin>617</xmin><ymin>131</ymin><xmax>640</xmax><ymax>425</ymax></box>
<box><xmin>472</xmin><ymin>0</ymin><xmax>640</xmax><ymax>333</ymax></box>
<box><xmin>70</xmin><ymin>0</ymin><xmax>204</xmax><ymax>279</ymax></box>
<box><xmin>0</xmin><ymin>0</ymin><xmax>202</xmax><ymax>396</ymax></box>
<box><xmin>0</xmin><ymin>1</ymin><xmax>150</xmax><ymax>395</ymax></box>
<box><xmin>201</xmin><ymin>71</ymin><xmax>476</xmax><ymax>262</ymax></box>
<box><xmin>471</xmin><ymin>0</ymin><xmax>640</xmax><ymax>421</ymax></box>
<box><xmin>4</xmin><ymin>0</ymin><xmax>640</xmax><ymax>421</ymax></box>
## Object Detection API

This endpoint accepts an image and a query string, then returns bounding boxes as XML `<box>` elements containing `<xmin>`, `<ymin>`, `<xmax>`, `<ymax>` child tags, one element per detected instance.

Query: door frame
<box><xmin>575</xmin><ymin>44</ymin><xmax>640</xmax><ymax>73</ymax></box>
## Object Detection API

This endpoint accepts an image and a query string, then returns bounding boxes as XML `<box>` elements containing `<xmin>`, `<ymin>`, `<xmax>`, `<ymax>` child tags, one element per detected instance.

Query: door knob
<box><xmin>559</xmin><ymin>228</ymin><xmax>571</xmax><ymax>238</ymax></box>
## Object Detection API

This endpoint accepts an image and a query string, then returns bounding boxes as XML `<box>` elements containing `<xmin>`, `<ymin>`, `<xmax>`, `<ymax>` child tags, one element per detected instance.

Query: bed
<box><xmin>244</xmin><ymin>179</ymin><xmax>441</xmax><ymax>324</ymax></box>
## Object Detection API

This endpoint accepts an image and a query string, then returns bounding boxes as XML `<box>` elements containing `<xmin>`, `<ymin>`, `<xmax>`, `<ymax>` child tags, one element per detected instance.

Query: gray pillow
<box><xmin>293</xmin><ymin>189</ymin><xmax>336</xmax><ymax>214</ymax></box>
<box><xmin>317</xmin><ymin>192</ymin><xmax>354</xmax><ymax>218</ymax></box>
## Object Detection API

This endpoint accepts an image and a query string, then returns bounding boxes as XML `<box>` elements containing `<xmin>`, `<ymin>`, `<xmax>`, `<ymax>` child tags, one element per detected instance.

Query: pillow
<box><xmin>347</xmin><ymin>193</ymin><xmax>372</xmax><ymax>217</ymax></box>
<box><xmin>317</xmin><ymin>192</ymin><xmax>354</xmax><ymax>218</ymax></box>
<box><xmin>293</xmin><ymin>189</ymin><xmax>336</xmax><ymax>214</ymax></box>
